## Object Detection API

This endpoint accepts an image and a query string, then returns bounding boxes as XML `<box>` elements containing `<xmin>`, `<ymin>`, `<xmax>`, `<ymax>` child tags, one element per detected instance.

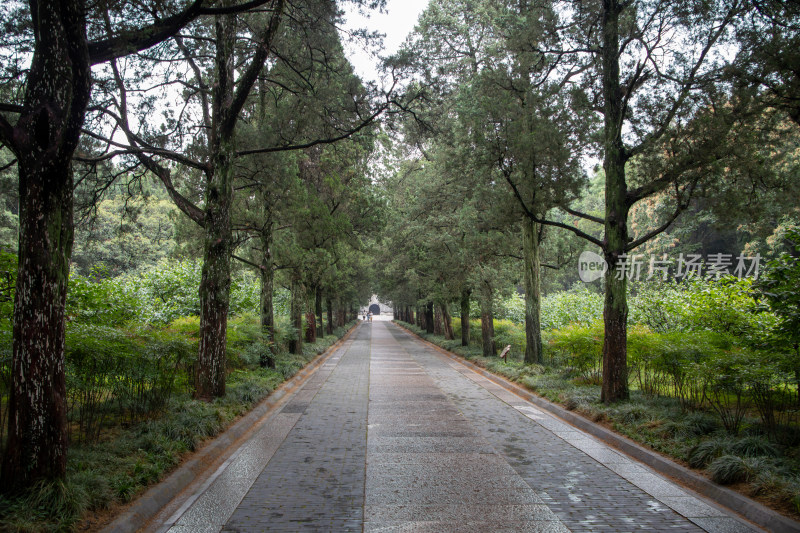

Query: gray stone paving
<box><xmin>155</xmin><ymin>320</ymin><xmax>762</xmax><ymax>532</ymax></box>
<box><xmin>365</xmin><ymin>327</ymin><xmax>566</xmax><ymax>532</ymax></box>
<box><xmin>222</xmin><ymin>327</ymin><xmax>372</xmax><ymax>532</ymax></box>
<box><xmin>386</xmin><ymin>325</ymin><xmax>758</xmax><ymax>533</ymax></box>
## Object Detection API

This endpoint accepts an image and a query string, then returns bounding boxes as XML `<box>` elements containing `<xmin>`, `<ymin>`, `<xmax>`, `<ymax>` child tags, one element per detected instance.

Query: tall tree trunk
<box><xmin>480</xmin><ymin>285</ymin><xmax>496</xmax><ymax>357</ymax></box>
<box><xmin>441</xmin><ymin>302</ymin><xmax>455</xmax><ymax>340</ymax></box>
<box><xmin>326</xmin><ymin>297</ymin><xmax>334</xmax><ymax>334</ymax></box>
<box><xmin>425</xmin><ymin>302</ymin><xmax>434</xmax><ymax>334</ymax></box>
<box><xmin>433</xmin><ymin>305</ymin><xmax>443</xmax><ymax>335</ymax></box>
<box><xmin>601</xmin><ymin>0</ymin><xmax>630</xmax><ymax>403</ymax></box>
<box><xmin>1</xmin><ymin>0</ymin><xmax>92</xmax><ymax>493</ymax></box>
<box><xmin>196</xmin><ymin>153</ymin><xmax>232</xmax><ymax>398</ymax></box>
<box><xmin>523</xmin><ymin>217</ymin><xmax>544</xmax><ymax>364</ymax></box>
<box><xmin>336</xmin><ymin>299</ymin><xmax>345</xmax><ymax>327</ymax></box>
<box><xmin>196</xmin><ymin>11</ymin><xmax>237</xmax><ymax>400</ymax></box>
<box><xmin>460</xmin><ymin>288</ymin><xmax>471</xmax><ymax>347</ymax></box>
<box><xmin>305</xmin><ymin>308</ymin><xmax>316</xmax><ymax>344</ymax></box>
<box><xmin>259</xmin><ymin>213</ymin><xmax>274</xmax><ymax>343</ymax></box>
<box><xmin>315</xmin><ymin>286</ymin><xmax>324</xmax><ymax>339</ymax></box>
<box><xmin>289</xmin><ymin>276</ymin><xmax>303</xmax><ymax>354</ymax></box>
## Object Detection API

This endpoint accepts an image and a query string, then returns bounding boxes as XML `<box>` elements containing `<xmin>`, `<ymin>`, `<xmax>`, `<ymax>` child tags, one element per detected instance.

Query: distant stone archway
<box><xmin>369</xmin><ymin>304</ymin><xmax>381</xmax><ymax>315</ymax></box>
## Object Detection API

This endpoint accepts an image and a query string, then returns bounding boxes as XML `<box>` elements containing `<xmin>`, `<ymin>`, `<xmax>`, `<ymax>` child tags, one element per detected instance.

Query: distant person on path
<box><xmin>368</xmin><ymin>312</ymin><xmax>373</xmax><ymax>322</ymax></box>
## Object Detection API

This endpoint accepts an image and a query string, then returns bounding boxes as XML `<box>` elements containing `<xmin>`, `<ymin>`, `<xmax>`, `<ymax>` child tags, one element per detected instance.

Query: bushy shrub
<box><xmin>492</xmin><ymin>319</ymin><xmax>526</xmax><ymax>359</ymax></box>
<box><xmin>628</xmin><ymin>280</ymin><xmax>693</xmax><ymax>333</ymax></box>
<box><xmin>109</xmin><ymin>260</ymin><xmax>265</xmax><ymax>325</ymax></box>
<box><xmin>546</xmin><ymin>323</ymin><xmax>603</xmax><ymax>382</ymax></box>
<box><xmin>495</xmin><ymin>293</ymin><xmax>525</xmax><ymax>323</ymax></box>
<box><xmin>65</xmin><ymin>325</ymin><xmax>194</xmax><ymax>442</ymax></box>
<box><xmin>541</xmin><ymin>286</ymin><xmax>602</xmax><ymax>330</ymax></box>
<box><xmin>67</xmin><ymin>273</ymin><xmax>140</xmax><ymax>326</ymax></box>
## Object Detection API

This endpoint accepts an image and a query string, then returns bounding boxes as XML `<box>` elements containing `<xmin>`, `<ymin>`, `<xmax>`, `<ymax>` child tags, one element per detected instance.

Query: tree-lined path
<box><xmin>147</xmin><ymin>321</ymin><xmax>758</xmax><ymax>532</ymax></box>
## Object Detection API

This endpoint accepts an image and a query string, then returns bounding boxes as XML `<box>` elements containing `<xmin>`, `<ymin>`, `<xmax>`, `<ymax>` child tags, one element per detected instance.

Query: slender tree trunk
<box><xmin>425</xmin><ymin>302</ymin><xmax>434</xmax><ymax>334</ymax></box>
<box><xmin>336</xmin><ymin>300</ymin><xmax>345</xmax><ymax>327</ymax></box>
<box><xmin>441</xmin><ymin>302</ymin><xmax>455</xmax><ymax>340</ymax></box>
<box><xmin>433</xmin><ymin>305</ymin><xmax>443</xmax><ymax>335</ymax></box>
<box><xmin>326</xmin><ymin>297</ymin><xmax>334</xmax><ymax>334</ymax></box>
<box><xmin>289</xmin><ymin>277</ymin><xmax>303</xmax><ymax>354</ymax></box>
<box><xmin>523</xmin><ymin>217</ymin><xmax>543</xmax><ymax>364</ymax></box>
<box><xmin>460</xmin><ymin>288</ymin><xmax>471</xmax><ymax>347</ymax></box>
<box><xmin>315</xmin><ymin>286</ymin><xmax>324</xmax><ymax>339</ymax></box>
<box><xmin>1</xmin><ymin>0</ymin><xmax>92</xmax><ymax>493</ymax></box>
<box><xmin>259</xmin><ymin>213</ymin><xmax>274</xmax><ymax>342</ymax></box>
<box><xmin>480</xmin><ymin>286</ymin><xmax>496</xmax><ymax>357</ymax></box>
<box><xmin>600</xmin><ymin>0</ymin><xmax>630</xmax><ymax>403</ymax></box>
<box><xmin>305</xmin><ymin>309</ymin><xmax>316</xmax><ymax>344</ymax></box>
<box><xmin>794</xmin><ymin>344</ymin><xmax>799</xmax><ymax>406</ymax></box>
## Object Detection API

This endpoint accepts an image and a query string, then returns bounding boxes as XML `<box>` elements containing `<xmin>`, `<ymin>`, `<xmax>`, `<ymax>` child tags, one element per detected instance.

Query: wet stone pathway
<box><xmin>155</xmin><ymin>320</ymin><xmax>760</xmax><ymax>532</ymax></box>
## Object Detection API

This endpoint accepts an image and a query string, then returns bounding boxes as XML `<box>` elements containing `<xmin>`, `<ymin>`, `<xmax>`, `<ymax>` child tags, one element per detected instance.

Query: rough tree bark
<box><xmin>433</xmin><ymin>305</ymin><xmax>443</xmax><ymax>335</ymax></box>
<box><xmin>195</xmin><ymin>0</ymin><xmax>284</xmax><ymax>398</ymax></box>
<box><xmin>0</xmin><ymin>0</ymin><xmax>91</xmax><ymax>492</ymax></box>
<box><xmin>259</xmin><ymin>212</ymin><xmax>274</xmax><ymax>342</ymax></box>
<box><xmin>424</xmin><ymin>302</ymin><xmax>434</xmax><ymax>334</ymax></box>
<box><xmin>480</xmin><ymin>286</ymin><xmax>496</xmax><ymax>357</ymax></box>
<box><xmin>523</xmin><ymin>217</ymin><xmax>543</xmax><ymax>364</ymax></box>
<box><xmin>460</xmin><ymin>288</ymin><xmax>471</xmax><ymax>347</ymax></box>
<box><xmin>0</xmin><ymin>0</ymin><xmax>279</xmax><ymax>492</ymax></box>
<box><xmin>305</xmin><ymin>308</ymin><xmax>316</xmax><ymax>343</ymax></box>
<box><xmin>315</xmin><ymin>286</ymin><xmax>324</xmax><ymax>339</ymax></box>
<box><xmin>326</xmin><ymin>297</ymin><xmax>334</xmax><ymax>334</ymax></box>
<box><xmin>195</xmin><ymin>10</ymin><xmax>239</xmax><ymax>399</ymax></box>
<box><xmin>600</xmin><ymin>0</ymin><xmax>630</xmax><ymax>402</ymax></box>
<box><xmin>289</xmin><ymin>276</ymin><xmax>303</xmax><ymax>354</ymax></box>
<box><xmin>441</xmin><ymin>301</ymin><xmax>454</xmax><ymax>340</ymax></box>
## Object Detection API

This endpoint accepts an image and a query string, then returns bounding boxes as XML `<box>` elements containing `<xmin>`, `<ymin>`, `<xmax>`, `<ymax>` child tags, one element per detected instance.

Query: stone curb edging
<box><xmin>101</xmin><ymin>325</ymin><xmax>359</xmax><ymax>533</ymax></box>
<box><xmin>394</xmin><ymin>322</ymin><xmax>800</xmax><ymax>533</ymax></box>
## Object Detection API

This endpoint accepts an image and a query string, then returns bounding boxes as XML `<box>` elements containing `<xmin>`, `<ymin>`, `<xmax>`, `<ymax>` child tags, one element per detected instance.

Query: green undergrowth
<box><xmin>0</xmin><ymin>322</ymin><xmax>354</xmax><ymax>533</ymax></box>
<box><xmin>395</xmin><ymin>320</ymin><xmax>800</xmax><ymax>519</ymax></box>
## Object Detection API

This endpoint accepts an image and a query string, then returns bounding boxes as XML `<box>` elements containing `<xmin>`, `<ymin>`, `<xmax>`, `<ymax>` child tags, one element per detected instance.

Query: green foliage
<box><xmin>495</xmin><ymin>293</ymin><xmax>525</xmax><ymax>323</ymax></box>
<box><xmin>540</xmin><ymin>286</ymin><xmax>602</xmax><ymax>330</ymax></box>
<box><xmin>755</xmin><ymin>228</ymin><xmax>800</xmax><ymax>372</ymax></box>
<box><xmin>71</xmin><ymin>183</ymin><xmax>179</xmax><ymax>277</ymax></box>
<box><xmin>545</xmin><ymin>323</ymin><xmax>603</xmax><ymax>382</ymax></box>
<box><xmin>730</xmin><ymin>436</ymin><xmax>781</xmax><ymax>459</ymax></box>
<box><xmin>67</xmin><ymin>260</ymin><xmax>266</xmax><ymax>326</ymax></box>
<box><xmin>0</xmin><ymin>248</ymin><xmax>16</xmax><ymax>325</ymax></box>
<box><xmin>708</xmin><ymin>455</ymin><xmax>773</xmax><ymax>485</ymax></box>
<box><xmin>66</xmin><ymin>271</ymin><xmax>140</xmax><ymax>327</ymax></box>
<box><xmin>492</xmin><ymin>319</ymin><xmax>526</xmax><ymax>360</ymax></box>
<box><xmin>65</xmin><ymin>325</ymin><xmax>195</xmax><ymax>442</ymax></box>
